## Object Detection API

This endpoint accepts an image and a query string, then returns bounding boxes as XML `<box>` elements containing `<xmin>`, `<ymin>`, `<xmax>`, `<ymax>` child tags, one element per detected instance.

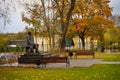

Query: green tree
<box><xmin>105</xmin><ymin>27</ymin><xmax>120</xmax><ymax>46</ymax></box>
<box><xmin>15</xmin><ymin>32</ymin><xmax>26</xmax><ymax>40</ymax></box>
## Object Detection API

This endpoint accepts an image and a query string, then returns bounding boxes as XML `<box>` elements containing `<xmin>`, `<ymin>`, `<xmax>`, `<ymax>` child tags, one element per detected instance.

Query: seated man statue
<box><xmin>26</xmin><ymin>31</ymin><xmax>40</xmax><ymax>54</ymax></box>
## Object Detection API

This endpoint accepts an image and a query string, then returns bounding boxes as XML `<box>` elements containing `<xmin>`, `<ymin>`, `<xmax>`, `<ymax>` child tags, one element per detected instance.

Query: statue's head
<box><xmin>28</xmin><ymin>31</ymin><xmax>32</xmax><ymax>36</ymax></box>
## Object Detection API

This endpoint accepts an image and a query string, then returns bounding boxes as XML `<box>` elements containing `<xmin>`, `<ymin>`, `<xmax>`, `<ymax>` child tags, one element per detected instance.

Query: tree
<box><xmin>22</xmin><ymin>0</ymin><xmax>59</xmax><ymax>50</ymax></box>
<box><xmin>22</xmin><ymin>3</ymin><xmax>41</xmax><ymax>43</ymax></box>
<box><xmin>104</xmin><ymin>27</ymin><xmax>120</xmax><ymax>51</ymax></box>
<box><xmin>15</xmin><ymin>32</ymin><xmax>26</xmax><ymax>40</ymax></box>
<box><xmin>0</xmin><ymin>0</ymin><xmax>16</xmax><ymax>30</ymax></box>
<box><xmin>105</xmin><ymin>27</ymin><xmax>120</xmax><ymax>44</ymax></box>
<box><xmin>40</xmin><ymin>0</ymin><xmax>55</xmax><ymax>50</ymax></box>
<box><xmin>53</xmin><ymin>0</ymin><xmax>76</xmax><ymax>52</ymax></box>
<box><xmin>21</xmin><ymin>0</ymin><xmax>114</xmax><ymax>52</ymax></box>
<box><xmin>71</xmin><ymin>0</ymin><xmax>114</xmax><ymax>50</ymax></box>
<box><xmin>22</xmin><ymin>0</ymin><xmax>76</xmax><ymax>52</ymax></box>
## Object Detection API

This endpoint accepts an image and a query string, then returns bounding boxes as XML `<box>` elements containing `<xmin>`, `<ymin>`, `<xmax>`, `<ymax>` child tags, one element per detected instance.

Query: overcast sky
<box><xmin>0</xmin><ymin>0</ymin><xmax>120</xmax><ymax>33</ymax></box>
<box><xmin>109</xmin><ymin>0</ymin><xmax>120</xmax><ymax>15</ymax></box>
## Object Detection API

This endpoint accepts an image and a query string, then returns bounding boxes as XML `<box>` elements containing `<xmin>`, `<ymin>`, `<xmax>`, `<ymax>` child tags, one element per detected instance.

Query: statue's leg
<box><xmin>26</xmin><ymin>46</ymin><xmax>30</xmax><ymax>54</ymax></box>
<box><xmin>34</xmin><ymin>44</ymin><xmax>40</xmax><ymax>53</ymax></box>
<box><xmin>30</xmin><ymin>45</ymin><xmax>34</xmax><ymax>53</ymax></box>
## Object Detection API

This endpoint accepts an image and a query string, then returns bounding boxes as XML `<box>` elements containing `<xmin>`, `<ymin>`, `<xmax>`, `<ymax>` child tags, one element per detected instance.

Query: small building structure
<box><xmin>8</xmin><ymin>40</ymin><xmax>27</xmax><ymax>47</ymax></box>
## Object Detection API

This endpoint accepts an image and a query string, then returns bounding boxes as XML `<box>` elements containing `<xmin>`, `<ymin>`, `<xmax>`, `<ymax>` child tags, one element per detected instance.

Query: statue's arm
<box><xmin>27</xmin><ymin>36</ymin><xmax>33</xmax><ymax>45</ymax></box>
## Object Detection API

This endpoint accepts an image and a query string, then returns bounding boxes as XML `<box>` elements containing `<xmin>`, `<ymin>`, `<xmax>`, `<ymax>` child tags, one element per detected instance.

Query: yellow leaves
<box><xmin>56</xmin><ymin>16</ymin><xmax>67</xmax><ymax>23</ymax></box>
<box><xmin>74</xmin><ymin>6</ymin><xmax>81</xmax><ymax>13</ymax></box>
<box><xmin>72</xmin><ymin>23</ymin><xmax>87</xmax><ymax>32</ymax></box>
<box><xmin>63</xmin><ymin>17</ymin><xmax>66</xmax><ymax>22</ymax></box>
<box><xmin>77</xmin><ymin>26</ymin><xmax>82</xmax><ymax>31</ymax></box>
<box><xmin>102</xmin><ymin>0</ymin><xmax>110</xmax><ymax>3</ymax></box>
<box><xmin>92</xmin><ymin>16</ymin><xmax>114</xmax><ymax>29</ymax></box>
<box><xmin>102</xmin><ymin>18</ymin><xmax>114</xmax><ymax>28</ymax></box>
<box><xmin>101</xmin><ymin>4</ymin><xmax>112</xmax><ymax>17</ymax></box>
<box><xmin>74</xmin><ymin>0</ymin><xmax>112</xmax><ymax>18</ymax></box>
<box><xmin>72</xmin><ymin>18</ymin><xmax>91</xmax><ymax>33</ymax></box>
<box><xmin>58</xmin><ymin>0</ymin><xmax>63</xmax><ymax>2</ymax></box>
<box><xmin>90</xmin><ymin>3</ymin><xmax>98</xmax><ymax>10</ymax></box>
<box><xmin>72</xmin><ymin>26</ymin><xmax>77</xmax><ymax>32</ymax></box>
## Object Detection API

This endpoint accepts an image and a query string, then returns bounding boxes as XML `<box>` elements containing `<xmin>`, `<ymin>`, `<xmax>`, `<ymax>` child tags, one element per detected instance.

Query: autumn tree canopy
<box><xmin>71</xmin><ymin>0</ymin><xmax>114</xmax><ymax>50</ymax></box>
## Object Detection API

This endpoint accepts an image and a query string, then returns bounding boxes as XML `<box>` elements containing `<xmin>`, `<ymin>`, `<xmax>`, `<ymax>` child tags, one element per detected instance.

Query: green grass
<box><xmin>71</xmin><ymin>53</ymin><xmax>120</xmax><ymax>61</ymax></box>
<box><xmin>0</xmin><ymin>64</ymin><xmax>120</xmax><ymax>80</ymax></box>
<box><xmin>95</xmin><ymin>53</ymin><xmax>120</xmax><ymax>61</ymax></box>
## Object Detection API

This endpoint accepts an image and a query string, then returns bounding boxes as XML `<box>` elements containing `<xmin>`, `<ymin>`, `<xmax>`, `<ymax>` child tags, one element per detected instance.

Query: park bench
<box><xmin>18</xmin><ymin>54</ymin><xmax>43</xmax><ymax>67</ymax></box>
<box><xmin>75</xmin><ymin>50</ymin><xmax>95</xmax><ymax>58</ymax></box>
<box><xmin>42</xmin><ymin>56</ymin><xmax>70</xmax><ymax>68</ymax></box>
<box><xmin>18</xmin><ymin>53</ymin><xmax>57</xmax><ymax>66</ymax></box>
<box><xmin>18</xmin><ymin>53</ymin><xmax>70</xmax><ymax>68</ymax></box>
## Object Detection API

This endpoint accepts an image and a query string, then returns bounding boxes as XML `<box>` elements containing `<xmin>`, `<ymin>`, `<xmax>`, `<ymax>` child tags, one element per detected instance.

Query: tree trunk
<box><xmin>60</xmin><ymin>36</ymin><xmax>66</xmax><ymax>52</ymax></box>
<box><xmin>48</xmin><ymin>29</ymin><xmax>52</xmax><ymax>50</ymax></box>
<box><xmin>79</xmin><ymin>36</ymin><xmax>85</xmax><ymax>50</ymax></box>
<box><xmin>59</xmin><ymin>0</ymin><xmax>76</xmax><ymax>53</ymax></box>
<box><xmin>51</xmin><ymin>31</ymin><xmax>55</xmax><ymax>50</ymax></box>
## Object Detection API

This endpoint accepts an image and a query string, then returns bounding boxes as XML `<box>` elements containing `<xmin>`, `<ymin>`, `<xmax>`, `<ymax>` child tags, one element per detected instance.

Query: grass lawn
<box><xmin>0</xmin><ymin>64</ymin><xmax>120</xmax><ymax>80</ymax></box>
<box><xmin>95</xmin><ymin>53</ymin><xmax>120</xmax><ymax>61</ymax></box>
<box><xmin>71</xmin><ymin>52</ymin><xmax>120</xmax><ymax>61</ymax></box>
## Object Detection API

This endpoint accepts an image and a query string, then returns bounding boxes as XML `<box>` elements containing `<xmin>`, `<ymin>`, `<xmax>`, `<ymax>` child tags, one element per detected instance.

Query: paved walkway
<box><xmin>1</xmin><ymin>59</ymin><xmax>120</xmax><ymax>69</ymax></box>
<box><xmin>99</xmin><ymin>61</ymin><xmax>120</xmax><ymax>64</ymax></box>
<box><xmin>39</xmin><ymin>59</ymin><xmax>102</xmax><ymax>68</ymax></box>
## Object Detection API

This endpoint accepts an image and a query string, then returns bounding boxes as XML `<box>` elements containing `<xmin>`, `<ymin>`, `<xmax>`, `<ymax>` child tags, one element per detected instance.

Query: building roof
<box><xmin>8</xmin><ymin>40</ymin><xmax>27</xmax><ymax>47</ymax></box>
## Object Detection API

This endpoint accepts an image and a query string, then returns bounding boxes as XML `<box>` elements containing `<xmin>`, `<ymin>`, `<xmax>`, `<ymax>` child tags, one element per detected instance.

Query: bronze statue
<box><xmin>26</xmin><ymin>31</ymin><xmax>40</xmax><ymax>54</ymax></box>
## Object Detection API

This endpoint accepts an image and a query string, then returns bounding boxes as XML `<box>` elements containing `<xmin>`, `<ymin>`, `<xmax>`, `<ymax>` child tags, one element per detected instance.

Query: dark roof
<box><xmin>9</xmin><ymin>40</ymin><xmax>27</xmax><ymax>46</ymax></box>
